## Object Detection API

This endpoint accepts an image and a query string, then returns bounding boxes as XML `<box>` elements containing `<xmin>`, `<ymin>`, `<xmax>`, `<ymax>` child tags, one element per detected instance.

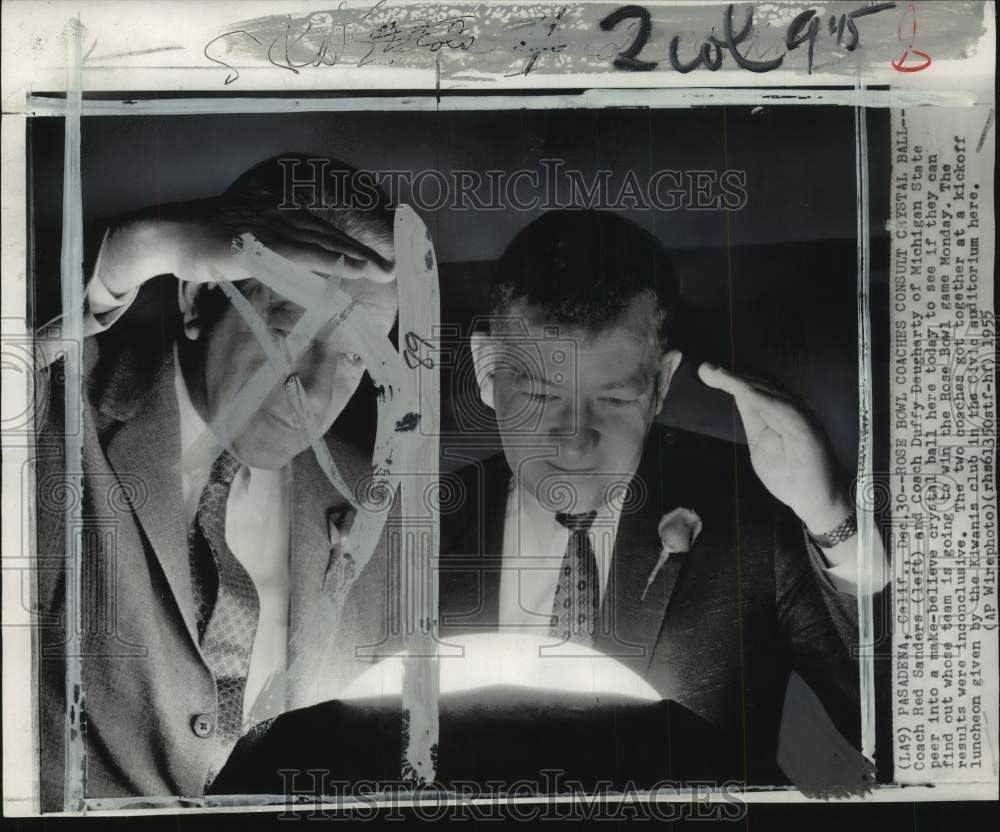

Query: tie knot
<box><xmin>209</xmin><ymin>449</ymin><xmax>242</xmax><ymax>489</ymax></box>
<box><xmin>555</xmin><ymin>510</ymin><xmax>597</xmax><ymax>532</ymax></box>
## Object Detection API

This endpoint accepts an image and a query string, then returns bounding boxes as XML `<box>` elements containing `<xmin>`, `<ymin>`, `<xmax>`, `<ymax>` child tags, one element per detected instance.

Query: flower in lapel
<box><xmin>328</xmin><ymin>503</ymin><xmax>358</xmax><ymax>550</ymax></box>
<box><xmin>327</xmin><ymin>507</ymin><xmax>350</xmax><ymax>553</ymax></box>
<box><xmin>641</xmin><ymin>507</ymin><xmax>703</xmax><ymax>601</ymax></box>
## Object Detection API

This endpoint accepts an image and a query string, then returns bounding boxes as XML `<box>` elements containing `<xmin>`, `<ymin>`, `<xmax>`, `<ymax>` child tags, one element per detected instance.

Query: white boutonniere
<box><xmin>641</xmin><ymin>507</ymin><xmax>703</xmax><ymax>601</ymax></box>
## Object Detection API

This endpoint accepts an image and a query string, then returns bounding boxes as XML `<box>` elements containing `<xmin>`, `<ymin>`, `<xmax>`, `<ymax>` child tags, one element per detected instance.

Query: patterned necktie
<box><xmin>549</xmin><ymin>510</ymin><xmax>599</xmax><ymax>646</ymax></box>
<box><xmin>189</xmin><ymin>450</ymin><xmax>260</xmax><ymax>741</ymax></box>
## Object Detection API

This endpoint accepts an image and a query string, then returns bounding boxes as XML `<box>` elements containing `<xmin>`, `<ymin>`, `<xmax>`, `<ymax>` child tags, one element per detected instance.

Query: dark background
<box><xmin>28</xmin><ymin>106</ymin><xmax>891</xmax><ymax>472</ymax></box>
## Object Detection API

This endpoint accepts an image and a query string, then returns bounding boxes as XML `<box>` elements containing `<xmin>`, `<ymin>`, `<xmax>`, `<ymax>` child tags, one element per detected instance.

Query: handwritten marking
<box><xmin>599</xmin><ymin>5</ymin><xmax>655</xmax><ymax>72</ymax></box>
<box><xmin>892</xmin><ymin>4</ymin><xmax>932</xmax><ymax>73</ymax></box>
<box><xmin>403</xmin><ymin>330</ymin><xmax>435</xmax><ymax>370</ymax></box>
<box><xmin>505</xmin><ymin>6</ymin><xmax>567</xmax><ymax>76</ymax></box>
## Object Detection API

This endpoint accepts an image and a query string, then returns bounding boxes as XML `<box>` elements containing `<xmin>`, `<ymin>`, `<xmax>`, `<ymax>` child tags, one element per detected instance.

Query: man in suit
<box><xmin>440</xmin><ymin>210</ymin><xmax>887</xmax><ymax>784</ymax></box>
<box><xmin>35</xmin><ymin>155</ymin><xmax>400</xmax><ymax>807</ymax></box>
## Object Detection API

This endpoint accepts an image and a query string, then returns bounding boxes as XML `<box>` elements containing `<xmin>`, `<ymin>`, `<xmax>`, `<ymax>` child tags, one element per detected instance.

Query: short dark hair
<box><xmin>489</xmin><ymin>210</ymin><xmax>679</xmax><ymax>350</ymax></box>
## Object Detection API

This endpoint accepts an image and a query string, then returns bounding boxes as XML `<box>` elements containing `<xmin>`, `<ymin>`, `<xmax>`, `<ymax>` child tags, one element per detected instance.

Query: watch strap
<box><xmin>807</xmin><ymin>510</ymin><xmax>858</xmax><ymax>548</ymax></box>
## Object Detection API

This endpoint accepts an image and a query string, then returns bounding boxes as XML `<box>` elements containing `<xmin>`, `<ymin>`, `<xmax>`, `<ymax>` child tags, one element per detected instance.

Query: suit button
<box><xmin>191</xmin><ymin>713</ymin><xmax>215</xmax><ymax>738</ymax></box>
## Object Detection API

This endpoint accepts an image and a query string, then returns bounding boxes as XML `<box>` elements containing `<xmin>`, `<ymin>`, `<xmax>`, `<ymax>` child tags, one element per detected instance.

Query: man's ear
<box><xmin>177</xmin><ymin>281</ymin><xmax>208</xmax><ymax>341</ymax></box>
<box><xmin>469</xmin><ymin>331</ymin><xmax>497</xmax><ymax>410</ymax></box>
<box><xmin>653</xmin><ymin>349</ymin><xmax>683</xmax><ymax>416</ymax></box>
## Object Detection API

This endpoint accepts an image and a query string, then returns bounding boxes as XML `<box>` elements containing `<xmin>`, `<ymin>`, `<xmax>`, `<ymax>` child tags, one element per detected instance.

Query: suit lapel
<box><xmin>598</xmin><ymin>429</ymin><xmax>688</xmax><ymax>671</ymax></box>
<box><xmin>477</xmin><ymin>455</ymin><xmax>508</xmax><ymax>628</ymax></box>
<box><xmin>286</xmin><ymin>434</ymin><xmax>369</xmax><ymax>707</ymax></box>
<box><xmin>103</xmin><ymin>351</ymin><xmax>201</xmax><ymax>649</ymax></box>
<box><xmin>439</xmin><ymin>453</ymin><xmax>508</xmax><ymax>633</ymax></box>
<box><xmin>601</xmin><ymin>508</ymin><xmax>685</xmax><ymax>670</ymax></box>
<box><xmin>287</xmin><ymin>446</ymin><xmax>352</xmax><ymax>662</ymax></box>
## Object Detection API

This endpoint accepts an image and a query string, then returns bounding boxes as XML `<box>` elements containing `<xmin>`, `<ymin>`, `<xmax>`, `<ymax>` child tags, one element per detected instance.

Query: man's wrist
<box><xmin>798</xmin><ymin>494</ymin><xmax>855</xmax><ymax>540</ymax></box>
<box><xmin>807</xmin><ymin>510</ymin><xmax>858</xmax><ymax>549</ymax></box>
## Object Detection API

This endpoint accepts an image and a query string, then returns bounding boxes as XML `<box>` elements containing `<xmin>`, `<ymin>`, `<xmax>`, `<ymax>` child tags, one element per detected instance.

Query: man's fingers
<box><xmin>695</xmin><ymin>363</ymin><xmax>764</xmax><ymax>440</ymax></box>
<box><xmin>233</xmin><ymin>232</ymin><xmax>394</xmax><ymax>291</ymax></box>
<box><xmin>697</xmin><ymin>362</ymin><xmax>752</xmax><ymax>400</ymax></box>
<box><xmin>275</xmin><ymin>209</ymin><xmax>395</xmax><ymax>272</ymax></box>
<box><xmin>213</xmin><ymin>200</ymin><xmax>396</xmax><ymax>281</ymax></box>
<box><xmin>262</xmin><ymin>232</ymin><xmax>370</xmax><ymax>276</ymax></box>
<box><xmin>698</xmin><ymin>362</ymin><xmax>813</xmax><ymax>441</ymax></box>
<box><xmin>268</xmin><ymin>234</ymin><xmax>394</xmax><ymax>284</ymax></box>
<box><xmin>736</xmin><ymin>388</ymin><xmax>814</xmax><ymax>441</ymax></box>
<box><xmin>739</xmin><ymin>381</ymin><xmax>815</xmax><ymax>437</ymax></box>
<box><xmin>147</xmin><ymin>200</ymin><xmax>396</xmax><ymax>288</ymax></box>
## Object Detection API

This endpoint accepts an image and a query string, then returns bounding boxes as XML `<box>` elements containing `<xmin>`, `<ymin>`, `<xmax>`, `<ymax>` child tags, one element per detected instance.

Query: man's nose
<box><xmin>287</xmin><ymin>353</ymin><xmax>341</xmax><ymax>418</ymax></box>
<box><xmin>555</xmin><ymin>428</ymin><xmax>600</xmax><ymax>467</ymax></box>
<box><xmin>548</xmin><ymin>400</ymin><xmax>599</xmax><ymax>466</ymax></box>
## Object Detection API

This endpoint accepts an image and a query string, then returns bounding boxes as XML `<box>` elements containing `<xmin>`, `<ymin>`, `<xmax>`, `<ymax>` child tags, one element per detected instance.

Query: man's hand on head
<box><xmin>94</xmin><ymin>196</ymin><xmax>395</xmax><ymax>300</ymax></box>
<box><xmin>696</xmin><ymin>361</ymin><xmax>852</xmax><ymax>537</ymax></box>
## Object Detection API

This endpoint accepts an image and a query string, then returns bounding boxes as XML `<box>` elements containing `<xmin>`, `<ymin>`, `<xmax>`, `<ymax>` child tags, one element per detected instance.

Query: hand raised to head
<box><xmin>697</xmin><ymin>362</ymin><xmax>851</xmax><ymax>534</ymax></box>
<box><xmin>95</xmin><ymin>195</ymin><xmax>395</xmax><ymax>299</ymax></box>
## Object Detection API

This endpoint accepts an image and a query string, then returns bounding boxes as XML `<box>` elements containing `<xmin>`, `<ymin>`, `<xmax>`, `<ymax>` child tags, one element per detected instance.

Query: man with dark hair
<box><xmin>36</xmin><ymin>155</ymin><xmax>398</xmax><ymax>806</ymax></box>
<box><xmin>441</xmin><ymin>209</ymin><xmax>886</xmax><ymax>783</ymax></box>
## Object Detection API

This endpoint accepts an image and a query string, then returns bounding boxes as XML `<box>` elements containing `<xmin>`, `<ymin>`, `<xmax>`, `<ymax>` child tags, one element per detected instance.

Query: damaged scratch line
<box><xmin>178</xmin><ymin>241</ymin><xmax>354</xmax><ymax>472</ymax></box>
<box><xmin>60</xmin><ymin>15</ymin><xmax>87</xmax><ymax>812</ymax></box>
<box><xmin>854</xmin><ymin>77</ymin><xmax>876</xmax><ymax>767</ymax></box>
<box><xmin>215</xmin><ymin>277</ymin><xmax>359</xmax><ymax>509</ymax></box>
<box><xmin>976</xmin><ymin>107</ymin><xmax>995</xmax><ymax>153</ymax></box>
<box><xmin>395</xmin><ymin>205</ymin><xmax>441</xmax><ymax>784</ymax></box>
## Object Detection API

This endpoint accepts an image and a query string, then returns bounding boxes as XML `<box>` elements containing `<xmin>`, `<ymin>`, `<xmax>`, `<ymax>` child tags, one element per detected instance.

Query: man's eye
<box><xmin>524</xmin><ymin>391</ymin><xmax>556</xmax><ymax>403</ymax></box>
<box><xmin>601</xmin><ymin>397</ymin><xmax>637</xmax><ymax>407</ymax></box>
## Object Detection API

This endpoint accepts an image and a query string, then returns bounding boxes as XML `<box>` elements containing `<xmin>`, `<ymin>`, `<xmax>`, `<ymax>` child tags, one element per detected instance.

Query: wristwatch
<box><xmin>807</xmin><ymin>509</ymin><xmax>858</xmax><ymax>548</ymax></box>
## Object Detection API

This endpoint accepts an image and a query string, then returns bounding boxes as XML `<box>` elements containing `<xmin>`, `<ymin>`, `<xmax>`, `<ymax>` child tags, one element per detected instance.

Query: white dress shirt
<box><xmin>498</xmin><ymin>479</ymin><xmax>622</xmax><ymax>632</ymax></box>
<box><xmin>173</xmin><ymin>346</ymin><xmax>291</xmax><ymax>723</ymax></box>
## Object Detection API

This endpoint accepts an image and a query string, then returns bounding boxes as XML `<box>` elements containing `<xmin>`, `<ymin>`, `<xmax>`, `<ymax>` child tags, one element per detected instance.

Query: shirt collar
<box><xmin>173</xmin><ymin>345</ymin><xmax>289</xmax><ymax>526</ymax></box>
<box><xmin>173</xmin><ymin>343</ymin><xmax>211</xmax><ymax>461</ymax></box>
<box><xmin>173</xmin><ymin>344</ymin><xmax>217</xmax><ymax>524</ymax></box>
<box><xmin>507</xmin><ymin>473</ymin><xmax>626</xmax><ymax>533</ymax></box>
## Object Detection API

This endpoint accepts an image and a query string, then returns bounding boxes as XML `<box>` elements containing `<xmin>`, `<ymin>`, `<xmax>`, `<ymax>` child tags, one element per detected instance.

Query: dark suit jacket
<box><xmin>35</xmin><ymin>285</ymin><xmax>398</xmax><ymax>809</ymax></box>
<box><xmin>439</xmin><ymin>425</ymin><xmax>864</xmax><ymax>784</ymax></box>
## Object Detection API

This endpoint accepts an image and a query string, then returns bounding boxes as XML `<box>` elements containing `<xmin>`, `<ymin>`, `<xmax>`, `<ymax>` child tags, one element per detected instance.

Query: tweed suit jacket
<box><xmin>35</xmin><ymin>284</ymin><xmax>399</xmax><ymax>809</ymax></box>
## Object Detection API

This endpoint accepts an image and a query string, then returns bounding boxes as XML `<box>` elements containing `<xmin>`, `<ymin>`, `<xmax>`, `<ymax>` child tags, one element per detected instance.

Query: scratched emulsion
<box><xmin>59</xmin><ymin>17</ymin><xmax>87</xmax><ymax>813</ymax></box>
<box><xmin>173</xmin><ymin>230</ymin><xmax>417</xmax><ymax>714</ymax></box>
<box><xmin>205</xmin><ymin>1</ymin><xmax>988</xmax><ymax>84</ymax></box>
<box><xmin>21</xmin><ymin>87</ymin><xmax>984</xmax><ymax>120</ymax></box>
<box><xmin>180</xmin><ymin>235</ymin><xmax>405</xmax><ymax>477</ymax></box>
<box><xmin>394</xmin><ymin>206</ymin><xmax>441</xmax><ymax>785</ymax></box>
<box><xmin>214</xmin><ymin>277</ymin><xmax>359</xmax><ymax>508</ymax></box>
<box><xmin>196</xmin><ymin>225</ymin><xmax>436</xmax><ymax>726</ymax></box>
<box><xmin>853</xmin><ymin>80</ymin><xmax>878</xmax><ymax>772</ymax></box>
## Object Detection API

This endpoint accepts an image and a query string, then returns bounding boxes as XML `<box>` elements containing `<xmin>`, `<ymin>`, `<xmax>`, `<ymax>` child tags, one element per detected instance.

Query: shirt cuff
<box><xmin>804</xmin><ymin>526</ymin><xmax>889</xmax><ymax>596</ymax></box>
<box><xmin>84</xmin><ymin>229</ymin><xmax>139</xmax><ymax>335</ymax></box>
